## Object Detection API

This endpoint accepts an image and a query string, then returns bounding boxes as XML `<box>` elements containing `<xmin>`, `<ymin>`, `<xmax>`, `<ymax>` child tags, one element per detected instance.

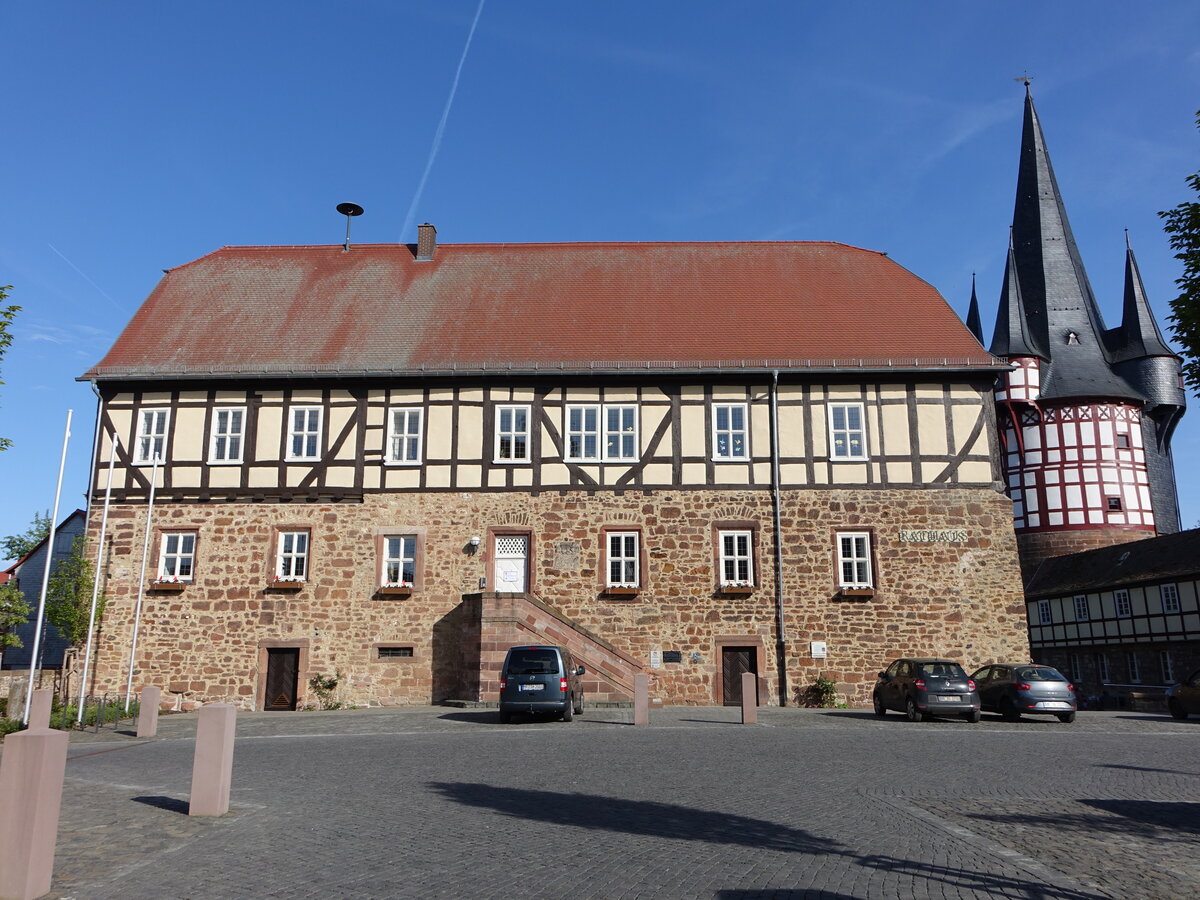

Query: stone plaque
<box><xmin>662</xmin><ymin>650</ymin><xmax>683</xmax><ymax>664</ymax></box>
<box><xmin>554</xmin><ymin>540</ymin><xmax>581</xmax><ymax>570</ymax></box>
<box><xmin>898</xmin><ymin>529</ymin><xmax>968</xmax><ymax>543</ymax></box>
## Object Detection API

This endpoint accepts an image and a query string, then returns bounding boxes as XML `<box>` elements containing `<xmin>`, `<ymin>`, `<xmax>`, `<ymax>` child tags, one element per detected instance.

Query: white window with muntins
<box><xmin>1160</xmin><ymin>651</ymin><xmax>1175</xmax><ymax>684</ymax></box>
<box><xmin>135</xmin><ymin>408</ymin><xmax>170</xmax><ymax>464</ymax></box>
<box><xmin>158</xmin><ymin>532</ymin><xmax>196</xmax><ymax>581</ymax></box>
<box><xmin>1073</xmin><ymin>594</ymin><xmax>1090</xmax><ymax>622</ymax></box>
<box><xmin>836</xmin><ymin>532</ymin><xmax>873</xmax><ymax>589</ymax></box>
<box><xmin>277</xmin><ymin>531</ymin><xmax>309</xmax><ymax>580</ymax></box>
<box><xmin>1096</xmin><ymin>653</ymin><xmax>1110</xmax><ymax>682</ymax></box>
<box><xmin>712</xmin><ymin>403</ymin><xmax>748</xmax><ymax>460</ymax></box>
<box><xmin>718</xmin><ymin>530</ymin><xmax>753</xmax><ymax>586</ymax></box>
<box><xmin>1161</xmin><ymin>583</ymin><xmax>1181</xmax><ymax>613</ymax></box>
<box><xmin>1069</xmin><ymin>654</ymin><xmax>1082</xmax><ymax>683</ymax></box>
<box><xmin>828</xmin><ymin>402</ymin><xmax>867</xmax><ymax>460</ymax></box>
<box><xmin>495</xmin><ymin>405</ymin><xmax>530</xmax><ymax>463</ymax></box>
<box><xmin>1037</xmin><ymin>598</ymin><xmax>1052</xmax><ymax>625</ymax></box>
<box><xmin>564</xmin><ymin>404</ymin><xmax>637</xmax><ymax>461</ymax></box>
<box><xmin>287</xmin><ymin>407</ymin><xmax>322</xmax><ymax>460</ymax></box>
<box><xmin>1114</xmin><ymin>589</ymin><xmax>1131</xmax><ymax>618</ymax></box>
<box><xmin>209</xmin><ymin>407</ymin><xmax>245</xmax><ymax>463</ymax></box>
<box><xmin>493</xmin><ymin>535</ymin><xmax>528</xmax><ymax>592</ymax></box>
<box><xmin>1127</xmin><ymin>652</ymin><xmax>1141</xmax><ymax>684</ymax></box>
<box><xmin>607</xmin><ymin>532</ymin><xmax>639</xmax><ymax>588</ymax></box>
<box><xmin>386</xmin><ymin>408</ymin><xmax>423</xmax><ymax>465</ymax></box>
<box><xmin>382</xmin><ymin>535</ymin><xmax>417</xmax><ymax>586</ymax></box>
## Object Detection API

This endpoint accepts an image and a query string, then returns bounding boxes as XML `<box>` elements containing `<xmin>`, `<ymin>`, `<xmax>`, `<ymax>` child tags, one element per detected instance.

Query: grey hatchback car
<box><xmin>498</xmin><ymin>645</ymin><xmax>585</xmax><ymax>723</ymax></box>
<box><xmin>970</xmin><ymin>663</ymin><xmax>1076</xmax><ymax>723</ymax></box>
<box><xmin>873</xmin><ymin>658</ymin><xmax>981</xmax><ymax>722</ymax></box>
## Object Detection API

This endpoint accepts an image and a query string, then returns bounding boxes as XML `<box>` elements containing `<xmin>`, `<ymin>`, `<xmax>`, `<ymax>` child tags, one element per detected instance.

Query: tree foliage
<box><xmin>46</xmin><ymin>536</ymin><xmax>106</xmax><ymax>647</ymax></box>
<box><xmin>0</xmin><ymin>285</ymin><xmax>19</xmax><ymax>451</ymax></box>
<box><xmin>1158</xmin><ymin>110</ymin><xmax>1200</xmax><ymax>398</ymax></box>
<box><xmin>1</xmin><ymin>510</ymin><xmax>51</xmax><ymax>563</ymax></box>
<box><xmin>0</xmin><ymin>582</ymin><xmax>31</xmax><ymax>651</ymax></box>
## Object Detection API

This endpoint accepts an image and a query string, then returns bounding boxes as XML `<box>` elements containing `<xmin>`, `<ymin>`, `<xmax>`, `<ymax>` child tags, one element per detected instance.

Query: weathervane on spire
<box><xmin>1013</xmin><ymin>71</ymin><xmax>1034</xmax><ymax>87</ymax></box>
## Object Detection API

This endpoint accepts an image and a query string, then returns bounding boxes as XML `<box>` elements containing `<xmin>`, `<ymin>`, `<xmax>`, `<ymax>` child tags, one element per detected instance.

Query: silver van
<box><xmin>498</xmin><ymin>645</ymin><xmax>585</xmax><ymax>723</ymax></box>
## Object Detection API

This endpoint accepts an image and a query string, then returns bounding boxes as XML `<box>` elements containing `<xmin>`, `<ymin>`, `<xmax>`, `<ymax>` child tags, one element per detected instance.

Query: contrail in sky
<box><xmin>402</xmin><ymin>0</ymin><xmax>487</xmax><ymax>241</ymax></box>
<box><xmin>48</xmin><ymin>243</ymin><xmax>123</xmax><ymax>310</ymax></box>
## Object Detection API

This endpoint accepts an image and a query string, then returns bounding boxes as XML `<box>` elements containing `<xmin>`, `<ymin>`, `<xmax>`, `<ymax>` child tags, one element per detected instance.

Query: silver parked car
<box><xmin>873</xmin><ymin>658</ymin><xmax>981</xmax><ymax>722</ymax></box>
<box><xmin>971</xmin><ymin>663</ymin><xmax>1076</xmax><ymax>723</ymax></box>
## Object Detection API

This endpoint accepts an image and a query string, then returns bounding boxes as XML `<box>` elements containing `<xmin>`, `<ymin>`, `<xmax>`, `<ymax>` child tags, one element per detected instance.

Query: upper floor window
<box><xmin>836</xmin><ymin>532</ymin><xmax>873</xmax><ymax>589</ymax></box>
<box><xmin>209</xmin><ymin>407</ymin><xmax>245</xmax><ymax>463</ymax></box>
<box><xmin>1037</xmin><ymin>598</ymin><xmax>1052</xmax><ymax>625</ymax></box>
<box><xmin>828</xmin><ymin>402</ymin><xmax>867</xmax><ymax>460</ymax></box>
<box><xmin>135</xmin><ymin>408</ymin><xmax>170</xmax><ymax>464</ymax></box>
<box><xmin>712</xmin><ymin>403</ymin><xmax>748</xmax><ymax>460</ymax></box>
<box><xmin>606</xmin><ymin>531</ymin><xmax>640</xmax><ymax>588</ymax></box>
<box><xmin>1114</xmin><ymin>589</ymin><xmax>1131</xmax><ymax>618</ymax></box>
<box><xmin>1073</xmin><ymin>595</ymin><xmax>1090</xmax><ymax>622</ymax></box>
<box><xmin>495</xmin><ymin>405</ymin><xmax>530</xmax><ymax>463</ymax></box>
<box><xmin>287</xmin><ymin>407</ymin><xmax>322</xmax><ymax>461</ymax></box>
<box><xmin>1161</xmin><ymin>583</ymin><xmax>1181</xmax><ymax>613</ymax></box>
<box><xmin>276</xmin><ymin>530</ymin><xmax>309</xmax><ymax>580</ymax></box>
<box><xmin>718</xmin><ymin>530</ymin><xmax>753</xmax><ymax>586</ymax></box>
<box><xmin>387</xmin><ymin>408</ymin><xmax>423</xmax><ymax>465</ymax></box>
<box><xmin>157</xmin><ymin>532</ymin><xmax>196</xmax><ymax>581</ymax></box>
<box><xmin>382</xmin><ymin>535</ymin><xmax>417</xmax><ymax>586</ymax></box>
<box><xmin>565</xmin><ymin>404</ymin><xmax>637</xmax><ymax>461</ymax></box>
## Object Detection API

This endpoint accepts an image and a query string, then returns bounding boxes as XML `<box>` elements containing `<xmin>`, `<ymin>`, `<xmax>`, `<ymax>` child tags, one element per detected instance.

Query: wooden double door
<box><xmin>722</xmin><ymin>646</ymin><xmax>759</xmax><ymax>706</ymax></box>
<box><xmin>265</xmin><ymin>647</ymin><xmax>300</xmax><ymax>711</ymax></box>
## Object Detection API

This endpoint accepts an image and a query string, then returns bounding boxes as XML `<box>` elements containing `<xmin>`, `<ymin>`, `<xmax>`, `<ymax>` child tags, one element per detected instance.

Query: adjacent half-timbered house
<box><xmin>80</xmin><ymin>230</ymin><xmax>1029</xmax><ymax>709</ymax></box>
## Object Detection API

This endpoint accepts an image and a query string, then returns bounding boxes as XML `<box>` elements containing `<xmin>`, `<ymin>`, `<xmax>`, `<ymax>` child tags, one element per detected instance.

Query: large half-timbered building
<box><xmin>80</xmin><ymin>231</ymin><xmax>1029</xmax><ymax>709</ymax></box>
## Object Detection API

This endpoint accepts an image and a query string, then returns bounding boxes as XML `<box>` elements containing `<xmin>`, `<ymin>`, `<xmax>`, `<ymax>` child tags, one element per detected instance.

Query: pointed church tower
<box><xmin>986</xmin><ymin>85</ymin><xmax>1186</xmax><ymax>578</ymax></box>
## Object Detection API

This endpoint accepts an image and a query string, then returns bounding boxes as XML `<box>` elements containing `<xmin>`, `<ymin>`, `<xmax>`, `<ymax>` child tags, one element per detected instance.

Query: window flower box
<box><xmin>149</xmin><ymin>580</ymin><xmax>187</xmax><ymax>592</ymax></box>
<box><xmin>604</xmin><ymin>586</ymin><xmax>639</xmax><ymax>597</ymax></box>
<box><xmin>719</xmin><ymin>583</ymin><xmax>754</xmax><ymax>596</ymax></box>
<box><xmin>268</xmin><ymin>578</ymin><xmax>304</xmax><ymax>591</ymax></box>
<box><xmin>376</xmin><ymin>585</ymin><xmax>413</xmax><ymax>599</ymax></box>
<box><xmin>838</xmin><ymin>587</ymin><xmax>875</xmax><ymax>599</ymax></box>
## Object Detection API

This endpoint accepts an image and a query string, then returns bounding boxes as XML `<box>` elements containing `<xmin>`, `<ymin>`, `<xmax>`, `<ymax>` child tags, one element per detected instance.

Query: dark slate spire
<box><xmin>965</xmin><ymin>274</ymin><xmax>984</xmax><ymax>345</ymax></box>
<box><xmin>990</xmin><ymin>232</ymin><xmax>1044</xmax><ymax>359</ymax></box>
<box><xmin>1113</xmin><ymin>234</ymin><xmax>1174</xmax><ymax>361</ymax></box>
<box><xmin>1009</xmin><ymin>84</ymin><xmax>1142</xmax><ymax>401</ymax></box>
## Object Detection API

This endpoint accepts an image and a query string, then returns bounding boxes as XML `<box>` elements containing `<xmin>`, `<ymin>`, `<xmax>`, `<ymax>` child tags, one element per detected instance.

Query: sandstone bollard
<box><xmin>27</xmin><ymin>689</ymin><xmax>52</xmax><ymax>730</ymax></box>
<box><xmin>188</xmin><ymin>704</ymin><xmax>236</xmax><ymax>817</ymax></box>
<box><xmin>634</xmin><ymin>673</ymin><xmax>650</xmax><ymax>726</ymax></box>
<box><xmin>137</xmin><ymin>686</ymin><xmax>161</xmax><ymax>738</ymax></box>
<box><xmin>740</xmin><ymin>672</ymin><xmax>758</xmax><ymax>724</ymax></box>
<box><xmin>0</xmin><ymin>728</ymin><xmax>70</xmax><ymax>900</ymax></box>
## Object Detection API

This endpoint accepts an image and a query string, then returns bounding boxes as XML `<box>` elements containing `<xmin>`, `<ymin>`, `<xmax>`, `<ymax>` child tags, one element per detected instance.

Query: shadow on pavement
<box><xmin>855</xmin><ymin>854</ymin><xmax>1107</xmax><ymax>900</ymax></box>
<box><xmin>961</xmin><ymin>799</ymin><xmax>1200</xmax><ymax>839</ymax></box>
<box><xmin>131</xmin><ymin>795</ymin><xmax>190</xmax><ymax>815</ymax></box>
<box><xmin>1097</xmin><ymin>762</ymin><xmax>1200</xmax><ymax>776</ymax></box>
<box><xmin>430</xmin><ymin>781</ymin><xmax>842</xmax><ymax>854</ymax></box>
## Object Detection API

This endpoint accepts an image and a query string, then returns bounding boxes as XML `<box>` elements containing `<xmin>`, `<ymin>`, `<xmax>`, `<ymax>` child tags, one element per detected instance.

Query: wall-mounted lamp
<box><xmin>466</xmin><ymin>535</ymin><xmax>481</xmax><ymax>555</ymax></box>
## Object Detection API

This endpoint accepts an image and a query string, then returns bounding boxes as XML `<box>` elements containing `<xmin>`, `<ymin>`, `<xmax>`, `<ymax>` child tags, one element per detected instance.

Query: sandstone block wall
<box><xmin>84</xmin><ymin>486</ymin><xmax>1028</xmax><ymax>709</ymax></box>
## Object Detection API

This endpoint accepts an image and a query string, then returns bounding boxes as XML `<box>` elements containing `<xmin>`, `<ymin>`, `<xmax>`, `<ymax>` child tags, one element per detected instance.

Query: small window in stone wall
<box><xmin>378</xmin><ymin>646</ymin><xmax>415</xmax><ymax>659</ymax></box>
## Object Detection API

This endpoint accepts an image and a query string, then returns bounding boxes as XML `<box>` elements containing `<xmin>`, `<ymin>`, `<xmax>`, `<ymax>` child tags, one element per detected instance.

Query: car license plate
<box><xmin>938</xmin><ymin>695</ymin><xmax>962</xmax><ymax>703</ymax></box>
<box><xmin>518</xmin><ymin>684</ymin><xmax>543</xmax><ymax>692</ymax></box>
<box><xmin>1035</xmin><ymin>701</ymin><xmax>1069</xmax><ymax>709</ymax></box>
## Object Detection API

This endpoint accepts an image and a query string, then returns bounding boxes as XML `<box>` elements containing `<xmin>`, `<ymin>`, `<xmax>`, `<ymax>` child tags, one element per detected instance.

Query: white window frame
<box><xmin>157</xmin><ymin>532</ymin><xmax>196</xmax><ymax>582</ymax></box>
<box><xmin>1073</xmin><ymin>594</ymin><xmax>1090</xmax><ymax>622</ymax></box>
<box><xmin>1114</xmin><ymin>589</ymin><xmax>1131</xmax><ymax>618</ymax></box>
<box><xmin>828</xmin><ymin>402</ymin><xmax>867</xmax><ymax>461</ymax></box>
<box><xmin>712</xmin><ymin>403</ymin><xmax>749</xmax><ymax>460</ymax></box>
<box><xmin>1160</xmin><ymin>583</ymin><xmax>1181</xmax><ymax>613</ymax></box>
<box><xmin>135</xmin><ymin>408</ymin><xmax>170</xmax><ymax>464</ymax></box>
<box><xmin>386</xmin><ymin>407</ymin><xmax>424</xmax><ymax>465</ymax></box>
<box><xmin>276</xmin><ymin>530</ymin><xmax>310</xmax><ymax>580</ymax></box>
<box><xmin>564</xmin><ymin>404</ymin><xmax>638</xmax><ymax>462</ymax></box>
<box><xmin>287</xmin><ymin>406</ymin><xmax>323</xmax><ymax>461</ymax></box>
<box><xmin>382</xmin><ymin>535</ymin><xmax>417</xmax><ymax>586</ymax></box>
<box><xmin>1160</xmin><ymin>651</ymin><xmax>1175</xmax><ymax>684</ymax></box>
<box><xmin>718</xmin><ymin>530</ymin><xmax>754</xmax><ymax>586</ymax></box>
<box><xmin>1069</xmin><ymin>654</ymin><xmax>1082</xmax><ymax>683</ymax></box>
<box><xmin>606</xmin><ymin>531</ymin><xmax>640</xmax><ymax>588</ymax></box>
<box><xmin>836</xmin><ymin>531</ymin><xmax>873</xmax><ymax>589</ymax></box>
<box><xmin>1096</xmin><ymin>652</ymin><xmax>1110</xmax><ymax>682</ymax></box>
<box><xmin>209</xmin><ymin>406</ymin><xmax>246</xmax><ymax>464</ymax></box>
<box><xmin>1127</xmin><ymin>652</ymin><xmax>1141</xmax><ymax>684</ymax></box>
<box><xmin>494</xmin><ymin>404</ymin><xmax>531</xmax><ymax>464</ymax></box>
<box><xmin>1037</xmin><ymin>598</ymin><xmax>1052</xmax><ymax>625</ymax></box>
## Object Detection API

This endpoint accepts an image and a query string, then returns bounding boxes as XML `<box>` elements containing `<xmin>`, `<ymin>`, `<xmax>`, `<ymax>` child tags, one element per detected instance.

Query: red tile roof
<box><xmin>82</xmin><ymin>241</ymin><xmax>1000</xmax><ymax>380</ymax></box>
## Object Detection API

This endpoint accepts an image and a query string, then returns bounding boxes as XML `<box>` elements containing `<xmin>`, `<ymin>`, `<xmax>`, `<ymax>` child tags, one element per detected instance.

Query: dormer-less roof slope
<box><xmin>1025</xmin><ymin>528</ymin><xmax>1200</xmax><ymax>597</ymax></box>
<box><xmin>82</xmin><ymin>240</ymin><xmax>1002</xmax><ymax>381</ymax></box>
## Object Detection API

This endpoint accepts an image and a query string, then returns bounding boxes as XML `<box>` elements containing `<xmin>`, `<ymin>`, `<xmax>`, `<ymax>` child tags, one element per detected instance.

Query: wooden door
<box><xmin>265</xmin><ymin>647</ymin><xmax>299</xmax><ymax>710</ymax></box>
<box><xmin>722</xmin><ymin>646</ymin><xmax>757</xmax><ymax>706</ymax></box>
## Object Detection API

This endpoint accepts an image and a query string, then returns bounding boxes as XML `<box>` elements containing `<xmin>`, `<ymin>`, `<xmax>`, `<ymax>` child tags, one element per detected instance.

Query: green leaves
<box><xmin>1158</xmin><ymin>112</ymin><xmax>1200</xmax><ymax>398</ymax></box>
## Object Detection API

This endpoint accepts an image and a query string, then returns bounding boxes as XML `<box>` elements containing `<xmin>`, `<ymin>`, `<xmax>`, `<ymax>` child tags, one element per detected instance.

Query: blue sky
<box><xmin>2</xmin><ymin>1</ymin><xmax>1198</xmax><ymax>559</ymax></box>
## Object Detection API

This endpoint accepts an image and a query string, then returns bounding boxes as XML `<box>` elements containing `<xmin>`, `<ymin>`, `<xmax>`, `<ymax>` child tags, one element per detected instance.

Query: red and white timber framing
<box><xmin>997</xmin><ymin>358</ymin><xmax>1155</xmax><ymax>534</ymax></box>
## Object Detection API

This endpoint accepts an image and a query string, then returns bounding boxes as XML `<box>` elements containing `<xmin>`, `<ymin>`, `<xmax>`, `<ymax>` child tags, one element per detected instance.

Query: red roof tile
<box><xmin>83</xmin><ymin>241</ymin><xmax>999</xmax><ymax>380</ymax></box>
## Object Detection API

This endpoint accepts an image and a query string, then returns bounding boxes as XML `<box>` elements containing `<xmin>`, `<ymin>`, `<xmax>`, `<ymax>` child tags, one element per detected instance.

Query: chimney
<box><xmin>416</xmin><ymin>223</ymin><xmax>437</xmax><ymax>261</ymax></box>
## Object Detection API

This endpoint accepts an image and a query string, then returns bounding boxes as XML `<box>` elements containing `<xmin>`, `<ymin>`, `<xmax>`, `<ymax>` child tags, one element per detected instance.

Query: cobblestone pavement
<box><xmin>21</xmin><ymin>706</ymin><xmax>1200</xmax><ymax>899</ymax></box>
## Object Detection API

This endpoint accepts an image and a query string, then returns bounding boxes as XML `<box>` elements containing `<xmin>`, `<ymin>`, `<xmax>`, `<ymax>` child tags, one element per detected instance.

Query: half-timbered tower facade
<box><xmin>967</xmin><ymin>86</ymin><xmax>1186</xmax><ymax>581</ymax></box>
<box><xmin>81</xmin><ymin>233</ymin><xmax>1029</xmax><ymax>709</ymax></box>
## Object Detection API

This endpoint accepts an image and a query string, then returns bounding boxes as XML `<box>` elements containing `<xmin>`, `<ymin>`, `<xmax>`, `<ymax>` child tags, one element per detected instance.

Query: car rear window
<box><xmin>918</xmin><ymin>662</ymin><xmax>967</xmax><ymax>679</ymax></box>
<box><xmin>1015</xmin><ymin>666</ymin><xmax>1066</xmax><ymax>682</ymax></box>
<box><xmin>506</xmin><ymin>649</ymin><xmax>559</xmax><ymax>675</ymax></box>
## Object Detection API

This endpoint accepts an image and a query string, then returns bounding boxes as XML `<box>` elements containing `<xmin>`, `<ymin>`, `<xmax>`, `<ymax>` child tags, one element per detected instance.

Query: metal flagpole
<box><xmin>77</xmin><ymin>434</ymin><xmax>119</xmax><ymax>725</ymax></box>
<box><xmin>22</xmin><ymin>409</ymin><xmax>72</xmax><ymax>725</ymax></box>
<box><xmin>124</xmin><ymin>452</ymin><xmax>159</xmax><ymax>712</ymax></box>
